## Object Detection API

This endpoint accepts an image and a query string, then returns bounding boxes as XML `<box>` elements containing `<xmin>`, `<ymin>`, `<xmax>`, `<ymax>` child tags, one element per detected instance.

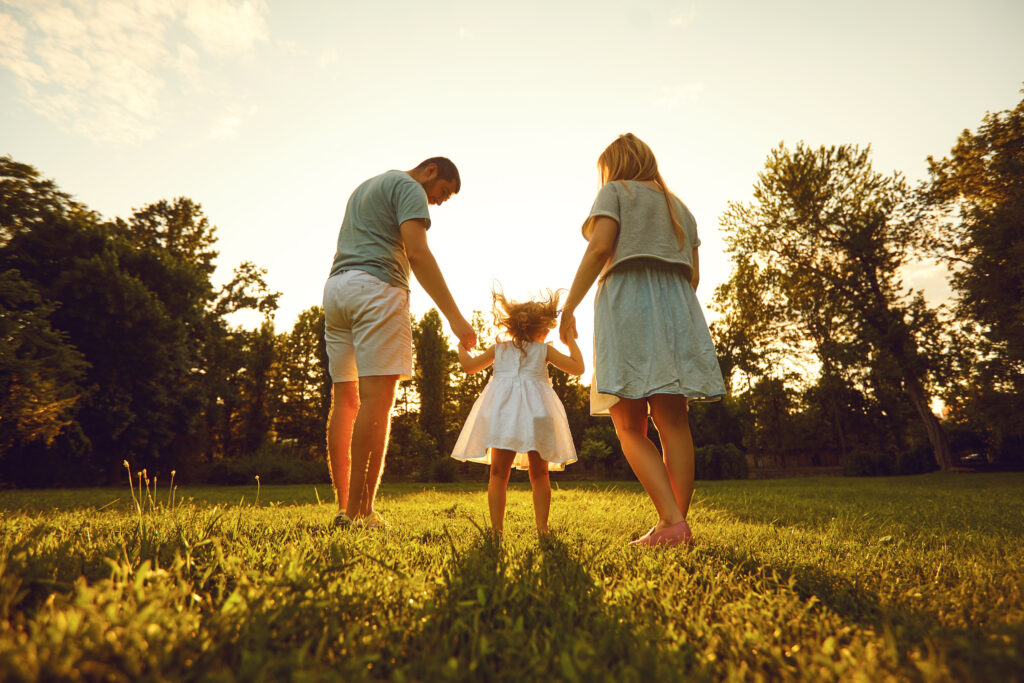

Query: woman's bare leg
<box><xmin>649</xmin><ymin>395</ymin><xmax>695</xmax><ymax>517</ymax></box>
<box><xmin>609</xmin><ymin>397</ymin><xmax>684</xmax><ymax>530</ymax></box>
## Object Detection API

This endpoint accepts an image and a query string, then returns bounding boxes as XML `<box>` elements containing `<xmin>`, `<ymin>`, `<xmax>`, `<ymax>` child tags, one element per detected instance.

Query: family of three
<box><xmin>322</xmin><ymin>134</ymin><xmax>727</xmax><ymax>548</ymax></box>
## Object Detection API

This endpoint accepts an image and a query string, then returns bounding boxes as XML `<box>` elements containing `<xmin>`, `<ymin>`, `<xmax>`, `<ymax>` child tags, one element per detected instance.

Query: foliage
<box><xmin>1</xmin><ymin>475</ymin><xmax>1022</xmax><ymax>679</ymax></box>
<box><xmin>413</xmin><ymin>309</ymin><xmax>454</xmax><ymax>456</ymax></box>
<box><xmin>383</xmin><ymin>412</ymin><xmax>439</xmax><ymax>480</ymax></box>
<box><xmin>718</xmin><ymin>143</ymin><xmax>952</xmax><ymax>470</ymax></box>
<box><xmin>694</xmin><ymin>443</ymin><xmax>749</xmax><ymax>480</ymax></box>
<box><xmin>0</xmin><ymin>158</ymin><xmax>279</xmax><ymax>484</ymax></box>
<box><xmin>921</xmin><ymin>91</ymin><xmax>1024</xmax><ymax>463</ymax></box>
<box><xmin>271</xmin><ymin>306</ymin><xmax>331</xmax><ymax>456</ymax></box>
<box><xmin>0</xmin><ymin>270</ymin><xmax>87</xmax><ymax>453</ymax></box>
<box><xmin>190</xmin><ymin>444</ymin><xmax>330</xmax><ymax>486</ymax></box>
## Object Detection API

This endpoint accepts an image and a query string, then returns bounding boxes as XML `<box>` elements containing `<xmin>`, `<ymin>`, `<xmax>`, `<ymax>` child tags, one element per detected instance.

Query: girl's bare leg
<box><xmin>488</xmin><ymin>449</ymin><xmax>516</xmax><ymax>533</ymax></box>
<box><xmin>609</xmin><ymin>397</ymin><xmax>684</xmax><ymax>530</ymax></box>
<box><xmin>649</xmin><ymin>395</ymin><xmax>695</xmax><ymax>517</ymax></box>
<box><xmin>526</xmin><ymin>451</ymin><xmax>551</xmax><ymax>534</ymax></box>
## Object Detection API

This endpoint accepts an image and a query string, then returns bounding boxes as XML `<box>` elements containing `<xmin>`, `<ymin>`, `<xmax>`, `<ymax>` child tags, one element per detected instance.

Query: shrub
<box><xmin>694</xmin><ymin>444</ymin><xmax>748</xmax><ymax>480</ymax></box>
<box><xmin>896</xmin><ymin>445</ymin><xmax>939</xmax><ymax>475</ymax></box>
<box><xmin>843</xmin><ymin>448</ymin><xmax>896</xmax><ymax>477</ymax></box>
<box><xmin>196</xmin><ymin>444</ymin><xmax>330</xmax><ymax>485</ymax></box>
<box><xmin>426</xmin><ymin>456</ymin><xmax>458</xmax><ymax>483</ymax></box>
<box><xmin>579</xmin><ymin>438</ymin><xmax>612</xmax><ymax>470</ymax></box>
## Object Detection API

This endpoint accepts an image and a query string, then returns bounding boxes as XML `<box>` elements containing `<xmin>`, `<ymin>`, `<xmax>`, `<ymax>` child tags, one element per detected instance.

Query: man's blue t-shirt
<box><xmin>329</xmin><ymin>170</ymin><xmax>430</xmax><ymax>290</ymax></box>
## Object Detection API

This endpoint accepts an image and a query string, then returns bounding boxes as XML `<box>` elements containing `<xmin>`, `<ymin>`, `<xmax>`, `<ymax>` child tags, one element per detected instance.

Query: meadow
<box><xmin>0</xmin><ymin>473</ymin><xmax>1021</xmax><ymax>681</ymax></box>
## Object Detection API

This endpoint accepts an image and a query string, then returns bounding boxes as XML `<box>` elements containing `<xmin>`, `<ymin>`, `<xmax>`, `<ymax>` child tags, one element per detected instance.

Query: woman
<box><xmin>560</xmin><ymin>133</ymin><xmax>726</xmax><ymax>547</ymax></box>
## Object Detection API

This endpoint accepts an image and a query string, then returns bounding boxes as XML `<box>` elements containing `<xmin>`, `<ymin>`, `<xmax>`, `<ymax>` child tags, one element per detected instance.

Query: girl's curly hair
<box><xmin>492</xmin><ymin>286</ymin><xmax>562</xmax><ymax>353</ymax></box>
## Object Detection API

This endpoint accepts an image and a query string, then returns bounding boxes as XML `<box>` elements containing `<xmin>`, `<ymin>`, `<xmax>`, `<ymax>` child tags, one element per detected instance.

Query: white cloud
<box><xmin>183</xmin><ymin>0</ymin><xmax>268</xmax><ymax>57</ymax></box>
<box><xmin>208</xmin><ymin>104</ymin><xmax>259</xmax><ymax>140</ymax></box>
<box><xmin>654</xmin><ymin>82</ymin><xmax>704</xmax><ymax>109</ymax></box>
<box><xmin>0</xmin><ymin>0</ymin><xmax>270</xmax><ymax>143</ymax></box>
<box><xmin>900</xmin><ymin>260</ymin><xmax>954</xmax><ymax>307</ymax></box>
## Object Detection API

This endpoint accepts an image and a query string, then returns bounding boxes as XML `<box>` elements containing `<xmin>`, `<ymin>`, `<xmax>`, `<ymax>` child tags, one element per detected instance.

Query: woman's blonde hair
<box><xmin>492</xmin><ymin>286</ymin><xmax>561</xmax><ymax>353</ymax></box>
<box><xmin>591</xmin><ymin>133</ymin><xmax>686</xmax><ymax>250</ymax></box>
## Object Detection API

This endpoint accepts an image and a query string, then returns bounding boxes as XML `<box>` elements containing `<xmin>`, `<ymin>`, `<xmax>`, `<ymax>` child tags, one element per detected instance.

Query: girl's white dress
<box><xmin>451</xmin><ymin>341</ymin><xmax>577</xmax><ymax>471</ymax></box>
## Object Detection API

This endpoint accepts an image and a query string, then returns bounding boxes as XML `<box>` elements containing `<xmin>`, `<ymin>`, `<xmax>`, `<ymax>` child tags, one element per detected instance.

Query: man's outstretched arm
<box><xmin>400</xmin><ymin>219</ymin><xmax>476</xmax><ymax>350</ymax></box>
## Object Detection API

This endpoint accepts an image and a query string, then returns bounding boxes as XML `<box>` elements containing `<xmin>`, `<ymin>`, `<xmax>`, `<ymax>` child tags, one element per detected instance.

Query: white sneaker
<box><xmin>361</xmin><ymin>511</ymin><xmax>389</xmax><ymax>529</ymax></box>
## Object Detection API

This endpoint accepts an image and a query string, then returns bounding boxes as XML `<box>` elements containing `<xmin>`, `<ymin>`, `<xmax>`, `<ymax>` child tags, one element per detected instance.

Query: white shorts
<box><xmin>323</xmin><ymin>270</ymin><xmax>413</xmax><ymax>383</ymax></box>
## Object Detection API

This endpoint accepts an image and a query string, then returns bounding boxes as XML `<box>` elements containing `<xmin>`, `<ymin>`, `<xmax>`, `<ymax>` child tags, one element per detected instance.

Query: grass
<box><xmin>0</xmin><ymin>473</ymin><xmax>1021</xmax><ymax>681</ymax></box>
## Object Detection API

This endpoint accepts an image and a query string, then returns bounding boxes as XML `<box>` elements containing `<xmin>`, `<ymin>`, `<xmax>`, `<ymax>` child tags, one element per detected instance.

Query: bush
<box><xmin>196</xmin><ymin>444</ymin><xmax>330</xmax><ymax>485</ymax></box>
<box><xmin>896</xmin><ymin>445</ymin><xmax>939</xmax><ymax>475</ymax></box>
<box><xmin>426</xmin><ymin>456</ymin><xmax>458</xmax><ymax>483</ymax></box>
<box><xmin>579</xmin><ymin>438</ymin><xmax>612</xmax><ymax>472</ymax></box>
<box><xmin>842</xmin><ymin>446</ymin><xmax>940</xmax><ymax>477</ymax></box>
<box><xmin>843</xmin><ymin>448</ymin><xmax>895</xmax><ymax>477</ymax></box>
<box><xmin>385</xmin><ymin>416</ymin><xmax>439</xmax><ymax>480</ymax></box>
<box><xmin>694</xmin><ymin>444</ymin><xmax>749</xmax><ymax>480</ymax></box>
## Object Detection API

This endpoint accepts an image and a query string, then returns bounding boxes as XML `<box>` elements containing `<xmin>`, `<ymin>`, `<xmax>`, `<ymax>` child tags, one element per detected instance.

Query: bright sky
<box><xmin>2</xmin><ymin>0</ymin><xmax>1023</xmax><ymax>369</ymax></box>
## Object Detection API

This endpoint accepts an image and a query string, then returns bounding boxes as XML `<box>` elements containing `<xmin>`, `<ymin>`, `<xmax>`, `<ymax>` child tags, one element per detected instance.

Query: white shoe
<box><xmin>361</xmin><ymin>511</ymin><xmax>389</xmax><ymax>529</ymax></box>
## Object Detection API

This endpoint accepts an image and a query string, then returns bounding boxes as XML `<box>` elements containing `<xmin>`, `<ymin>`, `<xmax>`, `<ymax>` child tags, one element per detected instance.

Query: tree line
<box><xmin>2</xmin><ymin>92</ymin><xmax>1021</xmax><ymax>486</ymax></box>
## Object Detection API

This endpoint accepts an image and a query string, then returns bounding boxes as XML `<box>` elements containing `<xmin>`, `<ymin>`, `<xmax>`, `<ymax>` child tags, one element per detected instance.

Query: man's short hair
<box><xmin>414</xmin><ymin>157</ymin><xmax>460</xmax><ymax>193</ymax></box>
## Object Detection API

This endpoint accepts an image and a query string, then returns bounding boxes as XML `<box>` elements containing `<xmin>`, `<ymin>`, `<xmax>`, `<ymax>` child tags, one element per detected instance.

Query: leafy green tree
<box><xmin>238</xmin><ymin>320</ymin><xmax>277</xmax><ymax>454</ymax></box>
<box><xmin>0</xmin><ymin>270</ymin><xmax>87</xmax><ymax>455</ymax></box>
<box><xmin>447</xmin><ymin>311</ymin><xmax>494</xmax><ymax>448</ymax></box>
<box><xmin>272</xmin><ymin>306</ymin><xmax>330</xmax><ymax>456</ymax></box>
<box><xmin>0</xmin><ymin>158</ymin><xmax>280</xmax><ymax>483</ymax></box>
<box><xmin>1</xmin><ymin>161</ymin><xmax>201</xmax><ymax>481</ymax></box>
<box><xmin>721</xmin><ymin>143</ymin><xmax>953</xmax><ymax>470</ymax></box>
<box><xmin>413</xmin><ymin>309</ymin><xmax>453</xmax><ymax>457</ymax></box>
<box><xmin>921</xmin><ymin>92</ymin><xmax>1024</xmax><ymax>461</ymax></box>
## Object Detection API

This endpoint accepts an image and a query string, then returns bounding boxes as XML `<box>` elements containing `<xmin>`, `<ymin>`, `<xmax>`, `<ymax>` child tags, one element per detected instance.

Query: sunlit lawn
<box><xmin>1</xmin><ymin>473</ymin><xmax>1021</xmax><ymax>681</ymax></box>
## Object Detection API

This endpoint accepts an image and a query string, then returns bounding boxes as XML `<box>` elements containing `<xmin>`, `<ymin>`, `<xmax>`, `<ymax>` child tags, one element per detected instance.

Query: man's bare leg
<box><xmin>346</xmin><ymin>375</ymin><xmax>399</xmax><ymax>520</ymax></box>
<box><xmin>327</xmin><ymin>381</ymin><xmax>358</xmax><ymax>511</ymax></box>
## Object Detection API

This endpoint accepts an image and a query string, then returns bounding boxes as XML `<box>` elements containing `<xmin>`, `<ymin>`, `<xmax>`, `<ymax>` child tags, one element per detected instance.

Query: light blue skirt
<box><xmin>591</xmin><ymin>259</ymin><xmax>726</xmax><ymax>416</ymax></box>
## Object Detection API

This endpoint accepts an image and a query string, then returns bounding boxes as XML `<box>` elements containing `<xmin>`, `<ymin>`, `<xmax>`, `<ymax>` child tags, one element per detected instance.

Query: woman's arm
<box><xmin>690</xmin><ymin>246</ymin><xmax>700</xmax><ymax>291</ymax></box>
<box><xmin>546</xmin><ymin>336</ymin><xmax>585</xmax><ymax>376</ymax></box>
<box><xmin>558</xmin><ymin>216</ymin><xmax>619</xmax><ymax>344</ymax></box>
<box><xmin>457</xmin><ymin>343</ymin><xmax>495</xmax><ymax>374</ymax></box>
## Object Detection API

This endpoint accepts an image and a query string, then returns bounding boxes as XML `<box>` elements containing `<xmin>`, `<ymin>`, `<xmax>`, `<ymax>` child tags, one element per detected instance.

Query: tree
<box><xmin>272</xmin><ymin>306</ymin><xmax>331</xmax><ymax>455</ymax></box>
<box><xmin>238</xmin><ymin>320</ymin><xmax>277</xmax><ymax>453</ymax></box>
<box><xmin>0</xmin><ymin>158</ymin><xmax>280</xmax><ymax>483</ymax></box>
<box><xmin>0</xmin><ymin>270</ymin><xmax>87</xmax><ymax>455</ymax></box>
<box><xmin>921</xmin><ymin>91</ymin><xmax>1024</xmax><ymax>462</ymax></box>
<box><xmin>721</xmin><ymin>143</ymin><xmax>953</xmax><ymax>470</ymax></box>
<box><xmin>413</xmin><ymin>309</ymin><xmax>453</xmax><ymax>457</ymax></box>
<box><xmin>447</xmin><ymin>311</ymin><xmax>493</xmax><ymax>448</ymax></box>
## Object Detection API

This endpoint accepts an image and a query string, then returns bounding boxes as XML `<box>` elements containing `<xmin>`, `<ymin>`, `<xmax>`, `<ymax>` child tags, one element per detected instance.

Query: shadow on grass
<box><xmin>387</xmin><ymin>529</ymin><xmax>697</xmax><ymax>681</ymax></box>
<box><xmin>698</xmin><ymin>541</ymin><xmax>1024</xmax><ymax>680</ymax></box>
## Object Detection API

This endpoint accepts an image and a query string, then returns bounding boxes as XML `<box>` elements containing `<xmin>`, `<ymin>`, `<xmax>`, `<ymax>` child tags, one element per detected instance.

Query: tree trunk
<box><xmin>860</xmin><ymin>269</ymin><xmax>953</xmax><ymax>471</ymax></box>
<box><xmin>903</xmin><ymin>376</ymin><xmax>954</xmax><ymax>471</ymax></box>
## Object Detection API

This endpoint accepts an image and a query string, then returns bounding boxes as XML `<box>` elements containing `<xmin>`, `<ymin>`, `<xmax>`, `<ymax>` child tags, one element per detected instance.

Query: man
<box><xmin>323</xmin><ymin>157</ymin><xmax>476</xmax><ymax>528</ymax></box>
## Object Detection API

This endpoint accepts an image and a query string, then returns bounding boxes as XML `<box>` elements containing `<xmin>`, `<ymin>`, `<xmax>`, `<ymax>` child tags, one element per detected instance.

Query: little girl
<box><xmin>451</xmin><ymin>289</ymin><xmax>584</xmax><ymax>535</ymax></box>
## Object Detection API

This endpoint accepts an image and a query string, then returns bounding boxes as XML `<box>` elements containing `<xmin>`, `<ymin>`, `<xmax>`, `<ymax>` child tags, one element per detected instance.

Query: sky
<box><xmin>2</xmin><ymin>0</ymin><xmax>1023</xmax><ymax>370</ymax></box>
